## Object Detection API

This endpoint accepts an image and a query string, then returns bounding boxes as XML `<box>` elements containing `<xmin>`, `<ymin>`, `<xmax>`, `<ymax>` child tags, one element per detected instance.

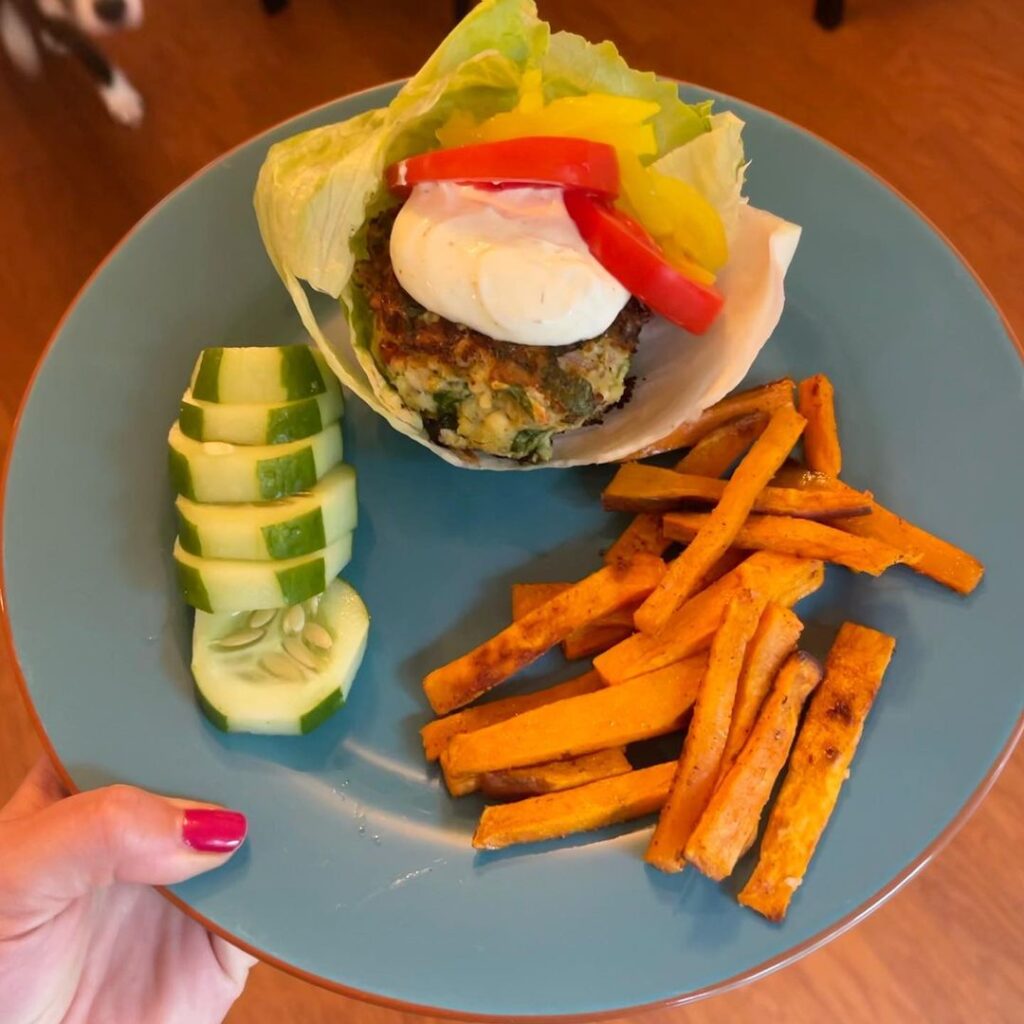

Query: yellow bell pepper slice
<box><xmin>434</xmin><ymin>76</ymin><xmax>728</xmax><ymax>283</ymax></box>
<box><xmin>437</xmin><ymin>89</ymin><xmax>659</xmax><ymax>158</ymax></box>
<box><xmin>617</xmin><ymin>151</ymin><xmax>727</xmax><ymax>276</ymax></box>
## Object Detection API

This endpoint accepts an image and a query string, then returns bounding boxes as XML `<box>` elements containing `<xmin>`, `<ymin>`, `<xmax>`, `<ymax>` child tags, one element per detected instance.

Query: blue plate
<box><xmin>3</xmin><ymin>84</ymin><xmax>1022</xmax><ymax>1019</ymax></box>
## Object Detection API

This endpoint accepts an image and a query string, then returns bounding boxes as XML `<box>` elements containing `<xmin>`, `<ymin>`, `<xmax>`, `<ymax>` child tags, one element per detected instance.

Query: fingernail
<box><xmin>182</xmin><ymin>809</ymin><xmax>248</xmax><ymax>853</ymax></box>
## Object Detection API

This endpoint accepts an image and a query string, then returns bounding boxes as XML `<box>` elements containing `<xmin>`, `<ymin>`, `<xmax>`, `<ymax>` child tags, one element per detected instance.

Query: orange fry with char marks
<box><xmin>424</xmin><ymin>555</ymin><xmax>665</xmax><ymax>714</ymax></box>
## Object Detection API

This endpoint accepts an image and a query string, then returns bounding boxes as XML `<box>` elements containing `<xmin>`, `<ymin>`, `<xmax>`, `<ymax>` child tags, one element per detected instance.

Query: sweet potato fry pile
<box><xmin>420</xmin><ymin>376</ymin><xmax>982</xmax><ymax>920</ymax></box>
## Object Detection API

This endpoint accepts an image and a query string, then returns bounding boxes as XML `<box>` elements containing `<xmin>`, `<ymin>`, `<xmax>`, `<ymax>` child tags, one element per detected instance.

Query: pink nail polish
<box><xmin>182</xmin><ymin>809</ymin><xmax>248</xmax><ymax>853</ymax></box>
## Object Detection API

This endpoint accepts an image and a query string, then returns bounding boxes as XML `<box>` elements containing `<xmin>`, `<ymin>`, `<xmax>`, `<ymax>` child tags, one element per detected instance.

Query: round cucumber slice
<box><xmin>179</xmin><ymin>387</ymin><xmax>344</xmax><ymax>445</ymax></box>
<box><xmin>168</xmin><ymin>421</ymin><xmax>343</xmax><ymax>503</ymax></box>
<box><xmin>189</xmin><ymin>346</ymin><xmax>335</xmax><ymax>404</ymax></box>
<box><xmin>192</xmin><ymin>579</ymin><xmax>369</xmax><ymax>734</ymax></box>
<box><xmin>176</xmin><ymin>464</ymin><xmax>357</xmax><ymax>561</ymax></box>
<box><xmin>174</xmin><ymin>533</ymin><xmax>352</xmax><ymax>612</ymax></box>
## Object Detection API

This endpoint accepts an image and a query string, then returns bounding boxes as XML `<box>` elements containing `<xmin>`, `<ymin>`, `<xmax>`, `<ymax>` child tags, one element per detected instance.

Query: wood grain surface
<box><xmin>1</xmin><ymin>1</ymin><xmax>1021</xmax><ymax>1021</ymax></box>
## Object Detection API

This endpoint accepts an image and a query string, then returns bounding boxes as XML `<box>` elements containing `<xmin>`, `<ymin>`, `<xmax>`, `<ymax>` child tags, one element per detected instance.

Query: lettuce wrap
<box><xmin>254</xmin><ymin>0</ymin><xmax>800</xmax><ymax>469</ymax></box>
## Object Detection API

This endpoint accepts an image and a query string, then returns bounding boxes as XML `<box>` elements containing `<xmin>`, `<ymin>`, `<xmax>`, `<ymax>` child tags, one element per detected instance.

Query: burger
<box><xmin>255</xmin><ymin>0</ymin><xmax>800</xmax><ymax>469</ymax></box>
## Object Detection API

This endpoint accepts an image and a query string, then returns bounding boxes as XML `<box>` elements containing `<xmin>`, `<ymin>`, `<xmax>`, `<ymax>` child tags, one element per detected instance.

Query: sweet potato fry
<box><xmin>718</xmin><ymin>604</ymin><xmax>804</xmax><ymax>781</ymax></box>
<box><xmin>646</xmin><ymin>589</ymin><xmax>765</xmax><ymax>872</ymax></box>
<box><xmin>561</xmin><ymin>624</ymin><xmax>634</xmax><ymax>660</ymax></box>
<box><xmin>625</xmin><ymin>379</ymin><xmax>796</xmax><ymax>461</ymax></box>
<box><xmin>511</xmin><ymin>582</ymin><xmax>567</xmax><ymax>619</ymax></box>
<box><xmin>603</xmin><ymin>415</ymin><xmax>769</xmax><ymax>566</ymax></box>
<box><xmin>602</xmin><ymin>465</ymin><xmax>870</xmax><ymax>518</ymax></box>
<box><xmin>674</xmin><ymin>412</ymin><xmax>771</xmax><ymax>477</ymax></box>
<box><xmin>424</xmin><ymin>555</ymin><xmax>666</xmax><ymax>714</ymax></box>
<box><xmin>595</xmin><ymin>590</ymin><xmax>736</xmax><ymax>685</ymax></box>
<box><xmin>769</xmin><ymin>462</ymin><xmax>815</xmax><ymax>485</ymax></box>
<box><xmin>478</xmin><ymin>748</ymin><xmax>632</xmax><ymax>800</ymax></box>
<box><xmin>699</xmin><ymin>548</ymin><xmax>747</xmax><ymax>590</ymax></box>
<box><xmin>511</xmin><ymin>583</ymin><xmax>638</xmax><ymax>660</ymax></box>
<box><xmin>773</xmin><ymin>467</ymin><xmax>985</xmax><ymax>595</ymax></box>
<box><xmin>663</xmin><ymin>512</ymin><xmax>907</xmax><ymax>575</ymax></box>
<box><xmin>634</xmin><ymin>405</ymin><xmax>807</xmax><ymax>634</ymax></box>
<box><xmin>687</xmin><ymin>651</ymin><xmax>823</xmax><ymax>880</ymax></box>
<box><xmin>738</xmin><ymin>623</ymin><xmax>896</xmax><ymax>920</ymax></box>
<box><xmin>511</xmin><ymin>584</ymin><xmax>639</xmax><ymax>629</ymax></box>
<box><xmin>600</xmin><ymin>653</ymin><xmax>710</xmax><ymax>691</ymax></box>
<box><xmin>472</xmin><ymin>761</ymin><xmax>678</xmax><ymax>851</ymax></box>
<box><xmin>797</xmin><ymin>374</ymin><xmax>842</xmax><ymax>477</ymax></box>
<box><xmin>420</xmin><ymin>671</ymin><xmax>604</xmax><ymax>762</ymax></box>
<box><xmin>446</xmin><ymin>655</ymin><xmax>704</xmax><ymax>790</ymax></box>
<box><xmin>839</xmin><ymin>501</ymin><xmax>983</xmax><ymax>592</ymax></box>
<box><xmin>441</xmin><ymin>760</ymin><xmax>487</xmax><ymax>797</ymax></box>
<box><xmin>444</xmin><ymin>745</ymin><xmax>631</xmax><ymax>798</ymax></box>
<box><xmin>596</xmin><ymin>552</ymin><xmax>825</xmax><ymax>685</ymax></box>
<box><xmin>444</xmin><ymin>654</ymin><xmax>707</xmax><ymax>776</ymax></box>
<box><xmin>603</xmin><ymin>511</ymin><xmax>668</xmax><ymax>565</ymax></box>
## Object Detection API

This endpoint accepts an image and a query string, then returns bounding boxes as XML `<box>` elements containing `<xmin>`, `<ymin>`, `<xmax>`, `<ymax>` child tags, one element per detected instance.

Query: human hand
<box><xmin>0</xmin><ymin>756</ymin><xmax>254</xmax><ymax>1024</ymax></box>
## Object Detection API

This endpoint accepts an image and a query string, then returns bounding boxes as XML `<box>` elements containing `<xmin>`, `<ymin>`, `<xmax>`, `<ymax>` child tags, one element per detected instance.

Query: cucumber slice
<box><xmin>192</xmin><ymin>579</ymin><xmax>369</xmax><ymax>734</ymax></box>
<box><xmin>174</xmin><ymin>533</ymin><xmax>352</xmax><ymax>612</ymax></box>
<box><xmin>190</xmin><ymin>346</ymin><xmax>334</xmax><ymax>404</ymax></box>
<box><xmin>179</xmin><ymin>387</ymin><xmax>343</xmax><ymax>445</ymax></box>
<box><xmin>176</xmin><ymin>464</ymin><xmax>357</xmax><ymax>561</ymax></box>
<box><xmin>168</xmin><ymin>421</ymin><xmax>343</xmax><ymax>503</ymax></box>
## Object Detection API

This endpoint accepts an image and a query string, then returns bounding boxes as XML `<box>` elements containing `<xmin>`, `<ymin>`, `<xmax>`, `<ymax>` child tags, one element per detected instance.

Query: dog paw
<box><xmin>99</xmin><ymin>70</ymin><xmax>144</xmax><ymax>128</ymax></box>
<box><xmin>39</xmin><ymin>31</ymin><xmax>69</xmax><ymax>56</ymax></box>
<box><xmin>1</xmin><ymin>1</ymin><xmax>41</xmax><ymax>76</ymax></box>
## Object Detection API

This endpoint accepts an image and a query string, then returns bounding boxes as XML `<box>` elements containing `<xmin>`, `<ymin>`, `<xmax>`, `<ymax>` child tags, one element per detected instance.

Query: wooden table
<box><xmin>1</xmin><ymin>2</ymin><xmax>1021</xmax><ymax>1020</ymax></box>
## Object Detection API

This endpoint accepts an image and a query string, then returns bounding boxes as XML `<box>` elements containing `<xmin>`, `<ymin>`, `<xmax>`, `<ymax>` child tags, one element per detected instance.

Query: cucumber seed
<box><xmin>260</xmin><ymin>652</ymin><xmax>305</xmax><ymax>681</ymax></box>
<box><xmin>216</xmin><ymin>628</ymin><xmax>265</xmax><ymax>649</ymax></box>
<box><xmin>283</xmin><ymin>604</ymin><xmax>306</xmax><ymax>635</ymax></box>
<box><xmin>302</xmin><ymin>623</ymin><xmax>334</xmax><ymax>651</ymax></box>
<box><xmin>283</xmin><ymin>636</ymin><xmax>319</xmax><ymax>670</ymax></box>
<box><xmin>248</xmin><ymin>609</ymin><xmax>277</xmax><ymax>629</ymax></box>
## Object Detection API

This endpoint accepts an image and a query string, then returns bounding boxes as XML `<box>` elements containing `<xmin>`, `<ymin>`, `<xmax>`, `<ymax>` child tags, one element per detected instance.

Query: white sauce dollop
<box><xmin>389</xmin><ymin>182</ymin><xmax>630</xmax><ymax>346</ymax></box>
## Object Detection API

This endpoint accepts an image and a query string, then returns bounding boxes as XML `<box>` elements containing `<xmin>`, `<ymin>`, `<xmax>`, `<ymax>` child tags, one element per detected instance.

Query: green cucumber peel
<box><xmin>191</xmin><ymin>348</ymin><xmax>224</xmax><ymax>402</ymax></box>
<box><xmin>275</xmin><ymin>558</ymin><xmax>327</xmax><ymax>605</ymax></box>
<box><xmin>178</xmin><ymin>400</ymin><xmax>204</xmax><ymax>440</ymax></box>
<box><xmin>261</xmin><ymin>508</ymin><xmax>327</xmax><ymax>559</ymax></box>
<box><xmin>300</xmin><ymin>688</ymin><xmax>345</xmax><ymax>733</ymax></box>
<box><xmin>177</xmin><ymin>512</ymin><xmax>203</xmax><ymax>557</ymax></box>
<box><xmin>280</xmin><ymin>346</ymin><xmax>328</xmax><ymax>400</ymax></box>
<box><xmin>265</xmin><ymin>397</ymin><xmax>325</xmax><ymax>444</ymax></box>
<box><xmin>195</xmin><ymin>684</ymin><xmax>230</xmax><ymax>732</ymax></box>
<box><xmin>168</xmin><ymin>447</ymin><xmax>195</xmax><ymax>501</ymax></box>
<box><xmin>256</xmin><ymin>448</ymin><xmax>317</xmax><ymax>500</ymax></box>
<box><xmin>176</xmin><ymin>561</ymin><xmax>213</xmax><ymax>613</ymax></box>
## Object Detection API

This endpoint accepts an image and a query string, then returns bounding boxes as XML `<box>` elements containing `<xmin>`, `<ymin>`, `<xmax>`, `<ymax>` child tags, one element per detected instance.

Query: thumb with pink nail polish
<box><xmin>0</xmin><ymin>757</ymin><xmax>256</xmax><ymax>1023</ymax></box>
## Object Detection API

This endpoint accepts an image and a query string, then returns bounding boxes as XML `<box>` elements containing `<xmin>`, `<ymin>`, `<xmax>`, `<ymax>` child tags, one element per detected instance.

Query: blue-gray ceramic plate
<box><xmin>3</xmin><ymin>84</ymin><xmax>1022</xmax><ymax>1019</ymax></box>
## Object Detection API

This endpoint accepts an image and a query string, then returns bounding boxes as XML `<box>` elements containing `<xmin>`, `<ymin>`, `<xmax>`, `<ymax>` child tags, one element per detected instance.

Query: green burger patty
<box><xmin>352</xmin><ymin>209</ymin><xmax>649</xmax><ymax>462</ymax></box>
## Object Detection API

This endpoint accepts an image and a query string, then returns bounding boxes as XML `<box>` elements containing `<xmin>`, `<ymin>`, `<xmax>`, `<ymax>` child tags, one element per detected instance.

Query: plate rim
<box><xmin>2</xmin><ymin>79</ymin><xmax>1022</xmax><ymax>1021</ymax></box>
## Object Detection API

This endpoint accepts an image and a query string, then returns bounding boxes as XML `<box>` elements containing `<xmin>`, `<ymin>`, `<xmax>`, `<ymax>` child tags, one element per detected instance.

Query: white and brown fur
<box><xmin>0</xmin><ymin>0</ymin><xmax>145</xmax><ymax>126</ymax></box>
